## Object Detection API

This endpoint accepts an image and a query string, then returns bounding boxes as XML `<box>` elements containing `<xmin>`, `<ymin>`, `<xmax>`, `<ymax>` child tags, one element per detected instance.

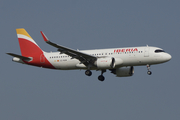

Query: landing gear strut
<box><xmin>85</xmin><ymin>69</ymin><xmax>106</xmax><ymax>81</ymax></box>
<box><xmin>147</xmin><ymin>64</ymin><xmax>152</xmax><ymax>75</ymax></box>
<box><xmin>98</xmin><ymin>70</ymin><xmax>106</xmax><ymax>81</ymax></box>
<box><xmin>85</xmin><ymin>70</ymin><xmax>92</xmax><ymax>76</ymax></box>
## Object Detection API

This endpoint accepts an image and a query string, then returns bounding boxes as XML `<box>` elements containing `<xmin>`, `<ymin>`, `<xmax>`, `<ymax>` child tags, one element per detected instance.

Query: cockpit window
<box><xmin>155</xmin><ymin>49</ymin><xmax>165</xmax><ymax>53</ymax></box>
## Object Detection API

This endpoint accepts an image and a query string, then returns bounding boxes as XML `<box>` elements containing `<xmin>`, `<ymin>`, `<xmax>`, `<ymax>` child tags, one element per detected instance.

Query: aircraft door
<box><xmin>144</xmin><ymin>47</ymin><xmax>149</xmax><ymax>57</ymax></box>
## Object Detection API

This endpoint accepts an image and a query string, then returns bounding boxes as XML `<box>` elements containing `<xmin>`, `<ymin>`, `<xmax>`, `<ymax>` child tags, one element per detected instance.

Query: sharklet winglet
<box><xmin>40</xmin><ymin>31</ymin><xmax>49</xmax><ymax>42</ymax></box>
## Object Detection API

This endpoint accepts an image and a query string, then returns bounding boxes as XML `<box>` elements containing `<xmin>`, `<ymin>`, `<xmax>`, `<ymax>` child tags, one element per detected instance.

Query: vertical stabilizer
<box><xmin>16</xmin><ymin>28</ymin><xmax>43</xmax><ymax>57</ymax></box>
<box><xmin>7</xmin><ymin>28</ymin><xmax>55</xmax><ymax>69</ymax></box>
<box><xmin>16</xmin><ymin>28</ymin><xmax>55</xmax><ymax>69</ymax></box>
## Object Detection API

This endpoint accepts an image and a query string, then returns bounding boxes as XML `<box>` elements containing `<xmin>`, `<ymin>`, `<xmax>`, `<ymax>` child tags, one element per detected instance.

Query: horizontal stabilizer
<box><xmin>6</xmin><ymin>53</ymin><xmax>32</xmax><ymax>61</ymax></box>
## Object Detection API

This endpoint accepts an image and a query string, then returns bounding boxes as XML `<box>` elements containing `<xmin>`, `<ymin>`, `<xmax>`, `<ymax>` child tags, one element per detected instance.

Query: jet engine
<box><xmin>95</xmin><ymin>57</ymin><xmax>115</xmax><ymax>69</ymax></box>
<box><xmin>111</xmin><ymin>66</ymin><xmax>134</xmax><ymax>77</ymax></box>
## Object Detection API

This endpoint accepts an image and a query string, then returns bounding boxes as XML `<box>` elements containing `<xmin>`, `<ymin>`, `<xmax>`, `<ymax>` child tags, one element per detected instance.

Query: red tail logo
<box><xmin>16</xmin><ymin>28</ymin><xmax>55</xmax><ymax>69</ymax></box>
<box><xmin>17</xmin><ymin>28</ymin><xmax>43</xmax><ymax>57</ymax></box>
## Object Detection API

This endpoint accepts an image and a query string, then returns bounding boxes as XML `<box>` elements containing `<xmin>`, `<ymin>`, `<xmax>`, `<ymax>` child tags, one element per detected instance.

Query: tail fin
<box><xmin>15</xmin><ymin>28</ymin><xmax>55</xmax><ymax>69</ymax></box>
<box><xmin>16</xmin><ymin>28</ymin><xmax>43</xmax><ymax>57</ymax></box>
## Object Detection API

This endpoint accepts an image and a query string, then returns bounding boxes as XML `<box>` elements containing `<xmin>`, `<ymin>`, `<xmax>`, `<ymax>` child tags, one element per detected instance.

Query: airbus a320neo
<box><xmin>7</xmin><ymin>28</ymin><xmax>171</xmax><ymax>81</ymax></box>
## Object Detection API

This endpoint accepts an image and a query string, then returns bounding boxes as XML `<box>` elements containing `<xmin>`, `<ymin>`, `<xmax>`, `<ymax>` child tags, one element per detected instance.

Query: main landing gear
<box><xmin>85</xmin><ymin>70</ymin><xmax>106</xmax><ymax>81</ymax></box>
<box><xmin>147</xmin><ymin>64</ymin><xmax>152</xmax><ymax>75</ymax></box>
<box><xmin>98</xmin><ymin>70</ymin><xmax>106</xmax><ymax>82</ymax></box>
<box><xmin>85</xmin><ymin>70</ymin><xmax>92</xmax><ymax>76</ymax></box>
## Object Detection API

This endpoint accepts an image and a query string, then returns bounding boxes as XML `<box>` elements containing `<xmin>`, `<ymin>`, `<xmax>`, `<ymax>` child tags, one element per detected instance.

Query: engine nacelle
<box><xmin>95</xmin><ymin>57</ymin><xmax>115</xmax><ymax>69</ymax></box>
<box><xmin>114</xmin><ymin>66</ymin><xmax>134</xmax><ymax>77</ymax></box>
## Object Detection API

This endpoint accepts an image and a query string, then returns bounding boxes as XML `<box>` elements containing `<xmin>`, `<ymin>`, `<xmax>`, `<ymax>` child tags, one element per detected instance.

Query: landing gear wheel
<box><xmin>147</xmin><ymin>71</ymin><xmax>152</xmax><ymax>75</ymax></box>
<box><xmin>146</xmin><ymin>64</ymin><xmax>152</xmax><ymax>75</ymax></box>
<box><xmin>98</xmin><ymin>75</ymin><xmax>105</xmax><ymax>81</ymax></box>
<box><xmin>85</xmin><ymin>70</ymin><xmax>92</xmax><ymax>76</ymax></box>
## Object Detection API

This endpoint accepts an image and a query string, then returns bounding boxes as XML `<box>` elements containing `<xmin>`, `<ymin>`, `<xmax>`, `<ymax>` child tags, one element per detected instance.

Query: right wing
<box><xmin>40</xmin><ymin>31</ymin><xmax>97</xmax><ymax>66</ymax></box>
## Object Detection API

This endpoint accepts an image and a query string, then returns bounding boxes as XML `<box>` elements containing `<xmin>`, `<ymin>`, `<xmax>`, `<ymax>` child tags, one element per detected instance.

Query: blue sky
<box><xmin>1</xmin><ymin>0</ymin><xmax>179</xmax><ymax>120</ymax></box>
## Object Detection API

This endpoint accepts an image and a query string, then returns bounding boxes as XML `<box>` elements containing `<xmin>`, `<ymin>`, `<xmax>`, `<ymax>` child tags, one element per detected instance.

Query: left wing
<box><xmin>40</xmin><ymin>31</ymin><xmax>97</xmax><ymax>66</ymax></box>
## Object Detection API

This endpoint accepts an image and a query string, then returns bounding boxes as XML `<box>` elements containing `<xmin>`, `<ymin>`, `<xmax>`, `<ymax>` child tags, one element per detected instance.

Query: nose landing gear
<box><xmin>147</xmin><ymin>64</ymin><xmax>152</xmax><ymax>75</ymax></box>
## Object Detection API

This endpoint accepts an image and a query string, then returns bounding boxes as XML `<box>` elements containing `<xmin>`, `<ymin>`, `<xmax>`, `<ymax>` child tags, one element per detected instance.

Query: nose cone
<box><xmin>164</xmin><ymin>53</ymin><xmax>172</xmax><ymax>62</ymax></box>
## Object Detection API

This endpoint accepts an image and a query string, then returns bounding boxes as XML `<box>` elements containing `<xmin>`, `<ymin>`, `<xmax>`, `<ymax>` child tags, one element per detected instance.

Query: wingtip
<box><xmin>6</xmin><ymin>53</ymin><xmax>12</xmax><ymax>55</ymax></box>
<box><xmin>40</xmin><ymin>31</ymin><xmax>49</xmax><ymax>42</ymax></box>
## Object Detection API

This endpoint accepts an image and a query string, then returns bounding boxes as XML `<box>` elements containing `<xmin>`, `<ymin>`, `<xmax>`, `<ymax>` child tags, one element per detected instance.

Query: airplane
<box><xmin>7</xmin><ymin>28</ymin><xmax>172</xmax><ymax>81</ymax></box>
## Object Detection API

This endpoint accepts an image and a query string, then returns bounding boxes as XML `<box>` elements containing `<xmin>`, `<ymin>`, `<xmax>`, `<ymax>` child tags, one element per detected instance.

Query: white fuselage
<box><xmin>43</xmin><ymin>46</ymin><xmax>171</xmax><ymax>70</ymax></box>
<box><xmin>7</xmin><ymin>28</ymin><xmax>172</xmax><ymax>81</ymax></box>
